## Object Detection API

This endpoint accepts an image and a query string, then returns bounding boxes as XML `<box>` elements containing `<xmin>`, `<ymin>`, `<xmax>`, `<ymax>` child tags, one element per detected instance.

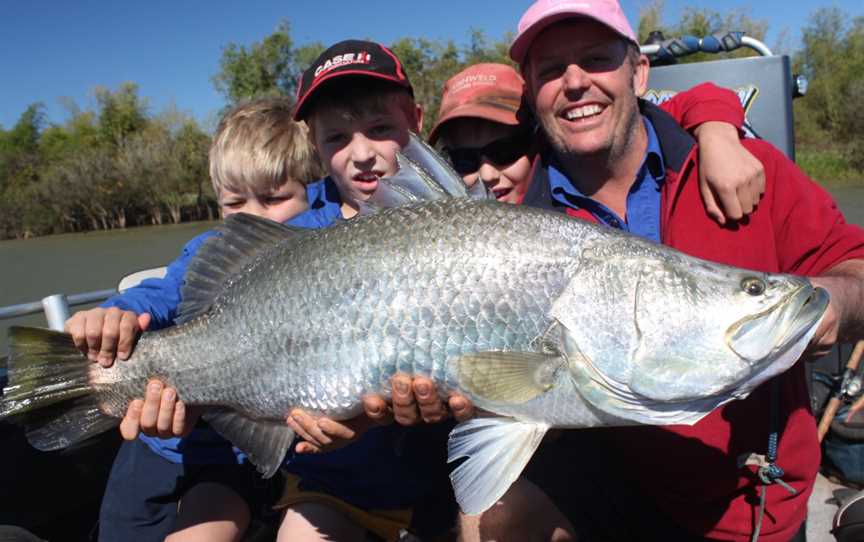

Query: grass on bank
<box><xmin>797</xmin><ymin>148</ymin><xmax>864</xmax><ymax>187</ymax></box>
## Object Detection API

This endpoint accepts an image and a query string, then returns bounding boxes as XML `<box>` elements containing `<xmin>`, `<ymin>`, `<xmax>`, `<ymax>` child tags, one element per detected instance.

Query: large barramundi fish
<box><xmin>0</xmin><ymin>135</ymin><xmax>828</xmax><ymax>515</ymax></box>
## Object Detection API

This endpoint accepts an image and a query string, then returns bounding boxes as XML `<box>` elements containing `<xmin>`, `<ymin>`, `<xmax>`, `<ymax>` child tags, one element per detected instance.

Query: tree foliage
<box><xmin>212</xmin><ymin>21</ymin><xmax>324</xmax><ymax>104</ymax></box>
<box><xmin>791</xmin><ymin>10</ymin><xmax>864</xmax><ymax>171</ymax></box>
<box><xmin>2</xmin><ymin>7</ymin><xmax>861</xmax><ymax>240</ymax></box>
<box><xmin>0</xmin><ymin>85</ymin><xmax>213</xmax><ymax>239</ymax></box>
<box><xmin>94</xmin><ymin>83</ymin><xmax>149</xmax><ymax>148</ymax></box>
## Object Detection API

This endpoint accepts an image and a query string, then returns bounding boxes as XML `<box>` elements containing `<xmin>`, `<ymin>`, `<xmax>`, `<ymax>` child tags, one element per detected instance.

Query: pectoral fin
<box><xmin>202</xmin><ymin>410</ymin><xmax>295</xmax><ymax>478</ymax></box>
<box><xmin>448</xmin><ymin>417</ymin><xmax>548</xmax><ymax>515</ymax></box>
<box><xmin>453</xmin><ymin>351</ymin><xmax>563</xmax><ymax>404</ymax></box>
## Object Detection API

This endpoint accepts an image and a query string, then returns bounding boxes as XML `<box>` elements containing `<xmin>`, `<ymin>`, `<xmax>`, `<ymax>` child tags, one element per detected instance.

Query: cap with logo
<box><xmin>429</xmin><ymin>63</ymin><xmax>525</xmax><ymax>145</ymax></box>
<box><xmin>509</xmin><ymin>0</ymin><xmax>638</xmax><ymax>65</ymax></box>
<box><xmin>293</xmin><ymin>39</ymin><xmax>413</xmax><ymax>121</ymax></box>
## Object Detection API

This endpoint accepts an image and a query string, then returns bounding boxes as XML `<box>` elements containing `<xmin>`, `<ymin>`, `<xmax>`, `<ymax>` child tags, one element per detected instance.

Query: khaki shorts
<box><xmin>274</xmin><ymin>473</ymin><xmax>413</xmax><ymax>542</ymax></box>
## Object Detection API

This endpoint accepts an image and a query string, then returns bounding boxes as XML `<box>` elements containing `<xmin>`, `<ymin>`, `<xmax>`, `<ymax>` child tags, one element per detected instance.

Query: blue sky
<box><xmin>1</xmin><ymin>0</ymin><xmax>861</xmax><ymax>131</ymax></box>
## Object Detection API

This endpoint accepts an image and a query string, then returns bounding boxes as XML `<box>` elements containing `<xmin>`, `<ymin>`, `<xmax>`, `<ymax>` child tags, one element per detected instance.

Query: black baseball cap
<box><xmin>293</xmin><ymin>39</ymin><xmax>413</xmax><ymax>121</ymax></box>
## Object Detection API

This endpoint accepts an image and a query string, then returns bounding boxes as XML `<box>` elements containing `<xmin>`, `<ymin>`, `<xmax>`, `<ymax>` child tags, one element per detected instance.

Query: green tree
<box><xmin>0</xmin><ymin>104</ymin><xmax>54</xmax><ymax>238</ymax></box>
<box><xmin>94</xmin><ymin>83</ymin><xmax>149</xmax><ymax>148</ymax></box>
<box><xmin>212</xmin><ymin>20</ymin><xmax>324</xmax><ymax>104</ymax></box>
<box><xmin>40</xmin><ymin>108</ymin><xmax>102</xmax><ymax>164</ymax></box>
<box><xmin>796</xmin><ymin>10</ymin><xmax>861</xmax><ymax>134</ymax></box>
<box><xmin>2</xmin><ymin>103</ymin><xmax>45</xmax><ymax>154</ymax></box>
<box><xmin>388</xmin><ymin>33</ymin><xmax>515</xmax><ymax>136</ymax></box>
<box><xmin>794</xmin><ymin>10</ymin><xmax>864</xmax><ymax>174</ymax></box>
<box><xmin>115</xmin><ymin>112</ymin><xmax>210</xmax><ymax>226</ymax></box>
<box><xmin>463</xmin><ymin>29</ymin><xmax>513</xmax><ymax>66</ymax></box>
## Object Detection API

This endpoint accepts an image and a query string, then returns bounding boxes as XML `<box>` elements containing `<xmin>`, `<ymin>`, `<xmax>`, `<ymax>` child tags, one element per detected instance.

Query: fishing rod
<box><xmin>818</xmin><ymin>340</ymin><xmax>864</xmax><ymax>442</ymax></box>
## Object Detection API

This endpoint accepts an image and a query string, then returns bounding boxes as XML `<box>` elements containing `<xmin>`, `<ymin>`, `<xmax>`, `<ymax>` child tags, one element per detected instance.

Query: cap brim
<box><xmin>510</xmin><ymin>12</ymin><xmax>637</xmax><ymax>65</ymax></box>
<box><xmin>293</xmin><ymin>71</ymin><xmax>412</xmax><ymax>121</ymax></box>
<box><xmin>429</xmin><ymin>103</ymin><xmax>521</xmax><ymax>145</ymax></box>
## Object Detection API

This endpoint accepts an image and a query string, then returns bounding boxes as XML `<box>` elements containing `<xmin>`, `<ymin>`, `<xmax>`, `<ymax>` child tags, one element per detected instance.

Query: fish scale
<box><xmin>85</xmin><ymin>199</ymin><xmax>570</xmax><ymax>421</ymax></box>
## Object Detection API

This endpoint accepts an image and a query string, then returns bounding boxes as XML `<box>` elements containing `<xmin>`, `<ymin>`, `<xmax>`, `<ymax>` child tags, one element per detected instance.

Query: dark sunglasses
<box><xmin>444</xmin><ymin>132</ymin><xmax>533</xmax><ymax>175</ymax></box>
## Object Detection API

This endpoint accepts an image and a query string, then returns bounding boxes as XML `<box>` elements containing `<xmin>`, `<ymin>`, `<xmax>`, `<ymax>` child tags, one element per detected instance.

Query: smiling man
<box><xmin>460</xmin><ymin>1</ymin><xmax>864</xmax><ymax>541</ymax></box>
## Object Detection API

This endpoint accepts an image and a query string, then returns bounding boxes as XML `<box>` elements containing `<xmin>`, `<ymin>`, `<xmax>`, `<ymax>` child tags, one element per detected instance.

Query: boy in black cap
<box><xmin>290</xmin><ymin>39</ymin><xmax>422</xmax><ymax>220</ymax></box>
<box><xmin>271</xmin><ymin>40</ymin><xmax>458</xmax><ymax>542</ymax></box>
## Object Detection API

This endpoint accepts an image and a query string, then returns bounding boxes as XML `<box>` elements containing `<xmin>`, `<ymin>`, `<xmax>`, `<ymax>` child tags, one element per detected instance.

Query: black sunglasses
<box><xmin>444</xmin><ymin>132</ymin><xmax>533</xmax><ymax>175</ymax></box>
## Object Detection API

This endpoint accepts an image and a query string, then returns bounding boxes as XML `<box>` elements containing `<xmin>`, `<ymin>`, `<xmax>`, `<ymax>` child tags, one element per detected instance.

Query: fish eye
<box><xmin>741</xmin><ymin>277</ymin><xmax>766</xmax><ymax>296</ymax></box>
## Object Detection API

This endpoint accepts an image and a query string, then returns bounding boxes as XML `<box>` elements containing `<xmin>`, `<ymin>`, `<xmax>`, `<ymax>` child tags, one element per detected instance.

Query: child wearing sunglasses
<box><xmin>429</xmin><ymin>63</ymin><xmax>535</xmax><ymax>204</ymax></box>
<box><xmin>429</xmin><ymin>63</ymin><xmax>765</xmax><ymax>219</ymax></box>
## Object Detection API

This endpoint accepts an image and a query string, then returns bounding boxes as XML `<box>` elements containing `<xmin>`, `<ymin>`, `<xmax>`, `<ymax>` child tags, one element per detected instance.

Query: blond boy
<box><xmin>66</xmin><ymin>97</ymin><xmax>324</xmax><ymax>542</ymax></box>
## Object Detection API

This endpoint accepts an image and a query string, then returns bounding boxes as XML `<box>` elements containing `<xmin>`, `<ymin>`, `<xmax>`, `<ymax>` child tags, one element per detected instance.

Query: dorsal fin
<box><xmin>176</xmin><ymin>213</ymin><xmax>305</xmax><ymax>324</ymax></box>
<box><xmin>399</xmin><ymin>133</ymin><xmax>471</xmax><ymax>198</ymax></box>
<box><xmin>363</xmin><ymin>133</ymin><xmax>493</xmax><ymax>213</ymax></box>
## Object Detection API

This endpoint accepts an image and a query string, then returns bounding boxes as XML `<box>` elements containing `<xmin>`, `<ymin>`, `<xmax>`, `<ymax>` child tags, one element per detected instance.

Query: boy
<box><xmin>65</xmin><ymin>97</ymin><xmax>325</xmax><ymax>542</ymax></box>
<box><xmin>102</xmin><ymin>39</ymin><xmax>763</xmax><ymax>542</ymax></box>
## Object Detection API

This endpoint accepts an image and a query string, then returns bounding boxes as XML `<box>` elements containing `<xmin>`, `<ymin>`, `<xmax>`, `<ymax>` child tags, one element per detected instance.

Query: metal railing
<box><xmin>0</xmin><ymin>267</ymin><xmax>166</xmax><ymax>332</ymax></box>
<box><xmin>0</xmin><ymin>290</ymin><xmax>117</xmax><ymax>332</ymax></box>
<box><xmin>640</xmin><ymin>33</ymin><xmax>773</xmax><ymax>59</ymax></box>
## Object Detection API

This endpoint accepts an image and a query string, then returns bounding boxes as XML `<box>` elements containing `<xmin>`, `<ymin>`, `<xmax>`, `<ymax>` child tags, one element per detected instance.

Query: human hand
<box><xmin>332</xmin><ymin>375</ymin><xmax>477</xmax><ymax>429</ymax></box>
<box><xmin>287</xmin><ymin>409</ymin><xmax>379</xmax><ymax>454</ymax></box>
<box><xmin>807</xmin><ymin>278</ymin><xmax>844</xmax><ymax>358</ymax></box>
<box><xmin>65</xmin><ymin>307</ymin><xmax>151</xmax><ymax>367</ymax></box>
<box><xmin>808</xmin><ymin>260</ymin><xmax>864</xmax><ymax>358</ymax></box>
<box><xmin>119</xmin><ymin>378</ymin><xmax>200</xmax><ymax>440</ymax></box>
<box><xmin>289</xmin><ymin>375</ymin><xmax>477</xmax><ymax>454</ymax></box>
<box><xmin>378</xmin><ymin>374</ymin><xmax>475</xmax><ymax>426</ymax></box>
<box><xmin>694</xmin><ymin>121</ymin><xmax>765</xmax><ymax>225</ymax></box>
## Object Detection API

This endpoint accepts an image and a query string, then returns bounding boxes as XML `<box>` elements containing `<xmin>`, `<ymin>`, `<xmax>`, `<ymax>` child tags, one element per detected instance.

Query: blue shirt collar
<box><xmin>287</xmin><ymin>177</ymin><xmax>343</xmax><ymax>229</ymax></box>
<box><xmin>546</xmin><ymin>116</ymin><xmax>666</xmax><ymax>241</ymax></box>
<box><xmin>643</xmin><ymin>116</ymin><xmax>666</xmax><ymax>183</ymax></box>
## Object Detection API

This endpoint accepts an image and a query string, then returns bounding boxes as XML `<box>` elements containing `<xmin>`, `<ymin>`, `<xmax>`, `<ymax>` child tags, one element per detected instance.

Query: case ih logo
<box><xmin>314</xmin><ymin>51</ymin><xmax>372</xmax><ymax>78</ymax></box>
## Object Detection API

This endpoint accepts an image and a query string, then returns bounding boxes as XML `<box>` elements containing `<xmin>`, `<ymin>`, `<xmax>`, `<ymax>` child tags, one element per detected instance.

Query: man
<box><xmin>456</xmin><ymin>1</ymin><xmax>864</xmax><ymax>541</ymax></box>
<box><xmin>283</xmin><ymin>2</ymin><xmax>863</xmax><ymax>540</ymax></box>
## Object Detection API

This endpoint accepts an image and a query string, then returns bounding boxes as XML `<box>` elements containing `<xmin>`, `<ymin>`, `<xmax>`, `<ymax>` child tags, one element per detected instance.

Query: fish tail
<box><xmin>1</xmin><ymin>326</ymin><xmax>117</xmax><ymax>450</ymax></box>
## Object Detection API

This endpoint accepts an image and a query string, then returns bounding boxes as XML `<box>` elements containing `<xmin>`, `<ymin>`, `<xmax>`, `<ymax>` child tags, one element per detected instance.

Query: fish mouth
<box><xmin>727</xmin><ymin>285</ymin><xmax>830</xmax><ymax>363</ymax></box>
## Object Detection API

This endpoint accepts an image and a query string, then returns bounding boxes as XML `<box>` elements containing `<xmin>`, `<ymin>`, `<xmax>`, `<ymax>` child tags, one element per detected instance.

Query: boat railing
<box><xmin>0</xmin><ymin>291</ymin><xmax>117</xmax><ymax>332</ymax></box>
<box><xmin>0</xmin><ymin>267</ymin><xmax>168</xmax><ymax>332</ymax></box>
<box><xmin>639</xmin><ymin>33</ymin><xmax>774</xmax><ymax>59</ymax></box>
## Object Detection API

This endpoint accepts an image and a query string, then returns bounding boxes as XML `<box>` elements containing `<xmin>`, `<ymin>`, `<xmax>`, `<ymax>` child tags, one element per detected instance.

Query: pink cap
<box><xmin>429</xmin><ymin>63</ymin><xmax>524</xmax><ymax>145</ymax></box>
<box><xmin>509</xmin><ymin>0</ymin><xmax>638</xmax><ymax>65</ymax></box>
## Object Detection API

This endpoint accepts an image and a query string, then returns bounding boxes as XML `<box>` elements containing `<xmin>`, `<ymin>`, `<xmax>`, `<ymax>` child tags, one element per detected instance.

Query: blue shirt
<box><xmin>303</xmin><ymin>176</ymin><xmax>344</xmax><ymax>227</ymax></box>
<box><xmin>547</xmin><ymin>116</ymin><xmax>666</xmax><ymax>242</ymax></box>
